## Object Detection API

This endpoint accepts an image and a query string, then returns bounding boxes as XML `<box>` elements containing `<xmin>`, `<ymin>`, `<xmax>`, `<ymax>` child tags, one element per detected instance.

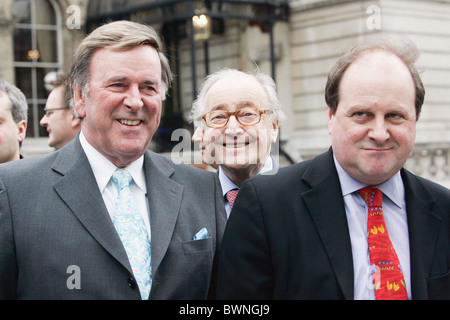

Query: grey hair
<box><xmin>69</xmin><ymin>20</ymin><xmax>173</xmax><ymax>110</ymax></box>
<box><xmin>0</xmin><ymin>80</ymin><xmax>28</xmax><ymax>123</ymax></box>
<box><xmin>190</xmin><ymin>68</ymin><xmax>285</xmax><ymax>125</ymax></box>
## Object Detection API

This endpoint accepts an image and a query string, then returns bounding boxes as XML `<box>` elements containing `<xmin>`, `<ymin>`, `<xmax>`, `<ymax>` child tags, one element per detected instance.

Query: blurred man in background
<box><xmin>40</xmin><ymin>74</ymin><xmax>81</xmax><ymax>150</ymax></box>
<box><xmin>0</xmin><ymin>80</ymin><xmax>27</xmax><ymax>163</ymax></box>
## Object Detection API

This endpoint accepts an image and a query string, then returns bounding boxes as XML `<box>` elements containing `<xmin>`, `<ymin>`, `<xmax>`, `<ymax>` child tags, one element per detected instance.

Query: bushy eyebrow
<box><xmin>105</xmin><ymin>76</ymin><xmax>128</xmax><ymax>84</ymax></box>
<box><xmin>141</xmin><ymin>79</ymin><xmax>159</xmax><ymax>87</ymax></box>
<box><xmin>107</xmin><ymin>77</ymin><xmax>159</xmax><ymax>86</ymax></box>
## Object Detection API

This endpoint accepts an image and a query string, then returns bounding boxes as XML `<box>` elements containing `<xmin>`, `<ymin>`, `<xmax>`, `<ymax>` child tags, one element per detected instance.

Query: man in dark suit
<box><xmin>215</xmin><ymin>38</ymin><xmax>450</xmax><ymax>299</ymax></box>
<box><xmin>0</xmin><ymin>21</ymin><xmax>226</xmax><ymax>300</ymax></box>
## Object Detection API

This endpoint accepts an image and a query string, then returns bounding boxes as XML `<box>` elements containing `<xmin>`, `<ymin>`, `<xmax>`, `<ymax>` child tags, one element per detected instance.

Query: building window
<box><xmin>12</xmin><ymin>0</ymin><xmax>62</xmax><ymax>138</ymax></box>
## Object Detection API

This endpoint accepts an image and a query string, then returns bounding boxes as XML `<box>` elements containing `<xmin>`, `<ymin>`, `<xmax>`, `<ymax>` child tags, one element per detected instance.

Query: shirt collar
<box><xmin>333</xmin><ymin>155</ymin><xmax>404</xmax><ymax>208</ymax></box>
<box><xmin>219</xmin><ymin>155</ymin><xmax>273</xmax><ymax>196</ymax></box>
<box><xmin>218</xmin><ymin>167</ymin><xmax>239</xmax><ymax>197</ymax></box>
<box><xmin>79</xmin><ymin>131</ymin><xmax>146</xmax><ymax>193</ymax></box>
<box><xmin>260</xmin><ymin>154</ymin><xmax>274</xmax><ymax>174</ymax></box>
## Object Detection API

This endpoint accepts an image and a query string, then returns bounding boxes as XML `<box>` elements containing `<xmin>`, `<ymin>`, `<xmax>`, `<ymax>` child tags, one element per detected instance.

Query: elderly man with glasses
<box><xmin>191</xmin><ymin>68</ymin><xmax>285</xmax><ymax>218</ymax></box>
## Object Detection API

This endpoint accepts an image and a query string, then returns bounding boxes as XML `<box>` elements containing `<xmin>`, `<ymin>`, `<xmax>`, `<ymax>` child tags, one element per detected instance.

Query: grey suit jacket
<box><xmin>0</xmin><ymin>137</ymin><xmax>226</xmax><ymax>299</ymax></box>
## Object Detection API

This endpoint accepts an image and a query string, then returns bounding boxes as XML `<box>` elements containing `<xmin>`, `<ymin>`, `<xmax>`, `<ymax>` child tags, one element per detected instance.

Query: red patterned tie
<box><xmin>359</xmin><ymin>186</ymin><xmax>408</xmax><ymax>300</ymax></box>
<box><xmin>226</xmin><ymin>189</ymin><xmax>239</xmax><ymax>209</ymax></box>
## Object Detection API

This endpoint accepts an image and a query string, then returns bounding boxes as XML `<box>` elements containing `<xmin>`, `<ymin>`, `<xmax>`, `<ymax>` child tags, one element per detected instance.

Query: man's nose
<box><xmin>224</xmin><ymin>115</ymin><xmax>244</xmax><ymax>135</ymax></box>
<box><xmin>124</xmin><ymin>85</ymin><xmax>144</xmax><ymax>110</ymax></box>
<box><xmin>40</xmin><ymin>115</ymin><xmax>48</xmax><ymax>127</ymax></box>
<box><xmin>368</xmin><ymin>117</ymin><xmax>390</xmax><ymax>142</ymax></box>
<box><xmin>192</xmin><ymin>127</ymin><xmax>203</xmax><ymax>143</ymax></box>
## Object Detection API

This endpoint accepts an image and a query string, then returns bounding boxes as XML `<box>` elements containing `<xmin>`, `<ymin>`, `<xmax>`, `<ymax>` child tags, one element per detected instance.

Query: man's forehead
<box><xmin>209</xmin><ymin>101</ymin><xmax>257</xmax><ymax>110</ymax></box>
<box><xmin>210</xmin><ymin>73</ymin><xmax>261</xmax><ymax>90</ymax></box>
<box><xmin>0</xmin><ymin>92</ymin><xmax>12</xmax><ymax>109</ymax></box>
<box><xmin>345</xmin><ymin>50</ymin><xmax>410</xmax><ymax>76</ymax></box>
<box><xmin>0</xmin><ymin>95</ymin><xmax>14</xmax><ymax>121</ymax></box>
<box><xmin>205</xmin><ymin>76</ymin><xmax>267</xmax><ymax>109</ymax></box>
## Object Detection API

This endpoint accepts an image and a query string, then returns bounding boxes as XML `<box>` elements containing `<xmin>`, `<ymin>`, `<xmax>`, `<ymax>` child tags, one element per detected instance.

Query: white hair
<box><xmin>190</xmin><ymin>68</ymin><xmax>285</xmax><ymax>125</ymax></box>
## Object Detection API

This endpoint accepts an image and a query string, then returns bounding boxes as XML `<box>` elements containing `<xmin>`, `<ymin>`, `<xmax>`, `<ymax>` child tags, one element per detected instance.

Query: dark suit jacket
<box><xmin>0</xmin><ymin>137</ymin><xmax>226</xmax><ymax>299</ymax></box>
<box><xmin>216</xmin><ymin>148</ymin><xmax>450</xmax><ymax>299</ymax></box>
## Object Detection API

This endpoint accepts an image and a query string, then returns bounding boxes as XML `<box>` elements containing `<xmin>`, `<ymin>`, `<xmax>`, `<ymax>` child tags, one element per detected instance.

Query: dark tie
<box><xmin>359</xmin><ymin>186</ymin><xmax>407</xmax><ymax>300</ymax></box>
<box><xmin>226</xmin><ymin>189</ymin><xmax>239</xmax><ymax>209</ymax></box>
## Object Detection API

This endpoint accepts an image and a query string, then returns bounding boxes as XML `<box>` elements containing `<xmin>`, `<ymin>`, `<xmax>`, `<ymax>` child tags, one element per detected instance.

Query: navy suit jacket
<box><xmin>216</xmin><ymin>148</ymin><xmax>450</xmax><ymax>299</ymax></box>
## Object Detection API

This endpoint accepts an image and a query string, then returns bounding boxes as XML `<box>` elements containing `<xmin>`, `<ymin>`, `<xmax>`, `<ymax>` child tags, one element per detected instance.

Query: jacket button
<box><xmin>128</xmin><ymin>277</ymin><xmax>136</xmax><ymax>288</ymax></box>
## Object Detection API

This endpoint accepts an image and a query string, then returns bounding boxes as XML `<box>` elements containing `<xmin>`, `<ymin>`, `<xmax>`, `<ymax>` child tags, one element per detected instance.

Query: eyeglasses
<box><xmin>202</xmin><ymin>107</ymin><xmax>271</xmax><ymax>129</ymax></box>
<box><xmin>44</xmin><ymin>107</ymin><xmax>71</xmax><ymax>117</ymax></box>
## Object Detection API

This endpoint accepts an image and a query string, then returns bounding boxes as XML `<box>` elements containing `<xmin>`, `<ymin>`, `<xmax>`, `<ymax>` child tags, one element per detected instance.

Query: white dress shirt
<box><xmin>334</xmin><ymin>156</ymin><xmax>411</xmax><ymax>299</ymax></box>
<box><xmin>219</xmin><ymin>155</ymin><xmax>274</xmax><ymax>218</ymax></box>
<box><xmin>79</xmin><ymin>132</ymin><xmax>151</xmax><ymax>238</ymax></box>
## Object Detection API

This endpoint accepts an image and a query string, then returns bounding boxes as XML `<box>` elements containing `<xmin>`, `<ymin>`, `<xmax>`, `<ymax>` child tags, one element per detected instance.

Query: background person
<box><xmin>40</xmin><ymin>74</ymin><xmax>81</xmax><ymax>150</ymax></box>
<box><xmin>0</xmin><ymin>80</ymin><xmax>27</xmax><ymax>163</ymax></box>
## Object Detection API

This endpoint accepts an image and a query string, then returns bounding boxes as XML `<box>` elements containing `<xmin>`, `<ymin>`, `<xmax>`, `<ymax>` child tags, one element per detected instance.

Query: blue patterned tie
<box><xmin>112</xmin><ymin>169</ymin><xmax>151</xmax><ymax>300</ymax></box>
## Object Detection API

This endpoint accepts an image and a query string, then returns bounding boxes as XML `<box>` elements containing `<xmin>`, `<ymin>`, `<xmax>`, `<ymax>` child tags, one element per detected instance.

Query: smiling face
<box><xmin>74</xmin><ymin>45</ymin><xmax>163</xmax><ymax>168</ymax></box>
<box><xmin>328</xmin><ymin>51</ymin><xmax>417</xmax><ymax>185</ymax></box>
<box><xmin>202</xmin><ymin>74</ymin><xmax>279</xmax><ymax>177</ymax></box>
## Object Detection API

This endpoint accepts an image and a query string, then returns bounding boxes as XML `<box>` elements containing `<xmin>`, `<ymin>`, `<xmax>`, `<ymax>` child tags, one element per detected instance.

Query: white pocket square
<box><xmin>193</xmin><ymin>228</ymin><xmax>209</xmax><ymax>240</ymax></box>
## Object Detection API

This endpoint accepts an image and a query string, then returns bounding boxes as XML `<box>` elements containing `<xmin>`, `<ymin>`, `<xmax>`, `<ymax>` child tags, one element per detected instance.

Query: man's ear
<box><xmin>73</xmin><ymin>82</ymin><xmax>86</xmax><ymax>119</ymax></box>
<box><xmin>16</xmin><ymin>120</ymin><xmax>27</xmax><ymax>143</ymax></box>
<box><xmin>271</xmin><ymin>120</ymin><xmax>279</xmax><ymax>143</ymax></box>
<box><xmin>71</xmin><ymin>113</ymin><xmax>82</xmax><ymax>128</ymax></box>
<box><xmin>327</xmin><ymin>105</ymin><xmax>334</xmax><ymax>135</ymax></box>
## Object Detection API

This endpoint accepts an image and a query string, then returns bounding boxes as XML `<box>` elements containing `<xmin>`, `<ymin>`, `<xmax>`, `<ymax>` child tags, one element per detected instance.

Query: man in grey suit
<box><xmin>0</xmin><ymin>21</ymin><xmax>226</xmax><ymax>300</ymax></box>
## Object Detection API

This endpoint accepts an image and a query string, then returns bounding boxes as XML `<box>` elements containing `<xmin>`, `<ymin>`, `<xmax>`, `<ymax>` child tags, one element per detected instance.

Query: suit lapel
<box><xmin>144</xmin><ymin>152</ymin><xmax>183</xmax><ymax>278</ymax></box>
<box><xmin>401</xmin><ymin>170</ymin><xmax>442</xmax><ymax>299</ymax></box>
<box><xmin>52</xmin><ymin>138</ymin><xmax>132</xmax><ymax>272</ymax></box>
<box><xmin>299</xmin><ymin>150</ymin><xmax>442</xmax><ymax>299</ymax></box>
<box><xmin>301</xmin><ymin>149</ymin><xmax>354</xmax><ymax>299</ymax></box>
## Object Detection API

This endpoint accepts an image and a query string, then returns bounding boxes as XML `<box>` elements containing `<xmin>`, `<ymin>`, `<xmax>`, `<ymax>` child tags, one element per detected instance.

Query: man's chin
<box><xmin>206</xmin><ymin>144</ymin><xmax>265</xmax><ymax>167</ymax></box>
<box><xmin>217</xmin><ymin>153</ymin><xmax>260</xmax><ymax>167</ymax></box>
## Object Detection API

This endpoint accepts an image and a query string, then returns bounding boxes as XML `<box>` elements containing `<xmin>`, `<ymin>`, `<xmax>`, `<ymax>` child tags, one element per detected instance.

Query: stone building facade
<box><xmin>1</xmin><ymin>0</ymin><xmax>449</xmax><ymax>186</ymax></box>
